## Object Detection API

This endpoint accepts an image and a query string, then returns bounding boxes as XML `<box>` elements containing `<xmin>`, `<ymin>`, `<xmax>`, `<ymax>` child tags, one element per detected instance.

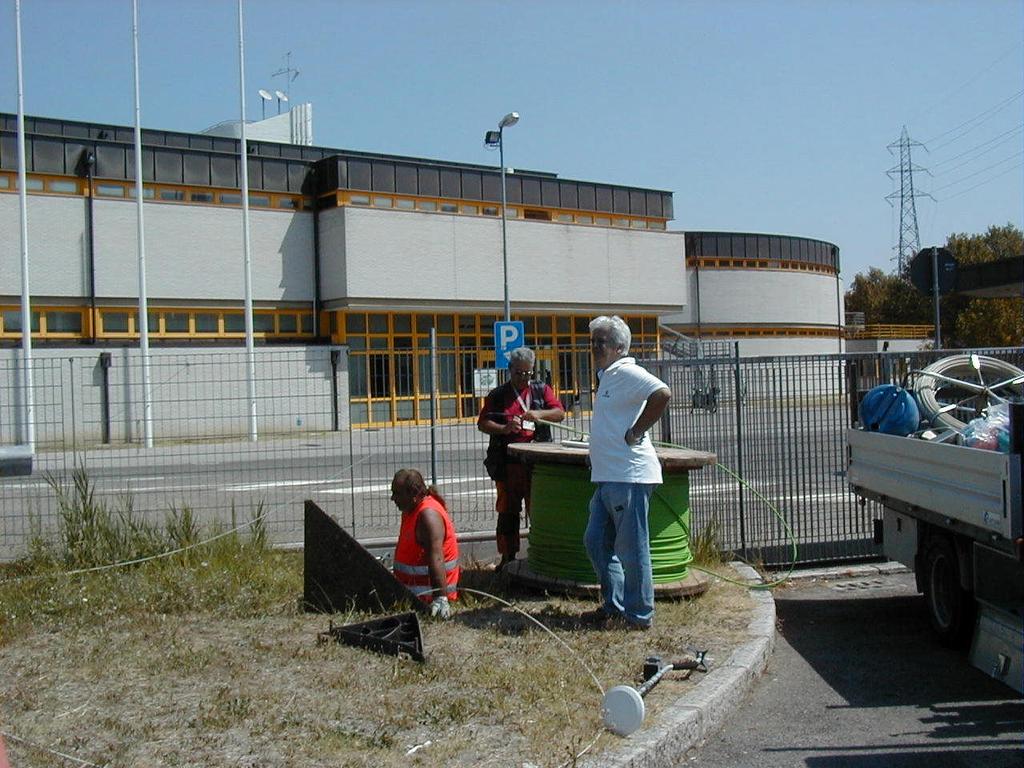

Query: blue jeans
<box><xmin>584</xmin><ymin>482</ymin><xmax>655</xmax><ymax>626</ymax></box>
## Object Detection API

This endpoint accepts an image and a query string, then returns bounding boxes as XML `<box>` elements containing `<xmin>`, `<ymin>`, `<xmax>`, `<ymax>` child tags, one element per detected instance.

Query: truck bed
<box><xmin>847</xmin><ymin>428</ymin><xmax>1022</xmax><ymax>543</ymax></box>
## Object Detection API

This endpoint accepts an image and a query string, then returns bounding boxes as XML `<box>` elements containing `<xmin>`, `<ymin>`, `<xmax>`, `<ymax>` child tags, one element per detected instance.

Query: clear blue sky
<box><xmin>3</xmin><ymin>0</ymin><xmax>1022</xmax><ymax>283</ymax></box>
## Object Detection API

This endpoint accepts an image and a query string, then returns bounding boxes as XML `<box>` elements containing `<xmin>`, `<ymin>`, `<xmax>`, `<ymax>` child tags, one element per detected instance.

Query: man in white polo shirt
<box><xmin>583</xmin><ymin>315</ymin><xmax>671</xmax><ymax>630</ymax></box>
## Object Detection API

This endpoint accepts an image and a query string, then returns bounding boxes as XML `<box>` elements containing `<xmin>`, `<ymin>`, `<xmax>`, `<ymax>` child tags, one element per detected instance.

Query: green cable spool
<box><xmin>527</xmin><ymin>462</ymin><xmax>693</xmax><ymax>584</ymax></box>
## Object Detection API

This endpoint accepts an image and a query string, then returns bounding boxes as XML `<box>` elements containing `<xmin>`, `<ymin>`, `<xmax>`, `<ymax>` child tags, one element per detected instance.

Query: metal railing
<box><xmin>1</xmin><ymin>344</ymin><xmax>1021</xmax><ymax>566</ymax></box>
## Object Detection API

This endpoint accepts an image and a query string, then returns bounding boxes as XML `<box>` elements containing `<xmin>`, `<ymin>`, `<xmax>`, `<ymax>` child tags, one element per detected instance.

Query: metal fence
<box><xmin>1</xmin><ymin>344</ymin><xmax>1022</xmax><ymax>566</ymax></box>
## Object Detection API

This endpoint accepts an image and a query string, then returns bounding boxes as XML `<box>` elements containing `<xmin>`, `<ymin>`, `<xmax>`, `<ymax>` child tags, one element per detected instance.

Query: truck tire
<box><xmin>922</xmin><ymin>535</ymin><xmax>975</xmax><ymax>647</ymax></box>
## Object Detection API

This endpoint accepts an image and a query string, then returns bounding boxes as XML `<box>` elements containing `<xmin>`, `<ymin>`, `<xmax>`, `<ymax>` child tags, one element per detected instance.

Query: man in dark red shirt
<box><xmin>477</xmin><ymin>347</ymin><xmax>565</xmax><ymax>570</ymax></box>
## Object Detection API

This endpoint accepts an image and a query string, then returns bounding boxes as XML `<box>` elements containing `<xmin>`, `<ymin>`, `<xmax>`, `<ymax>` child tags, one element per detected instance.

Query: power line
<box><xmin>931</xmin><ymin>122</ymin><xmax>1024</xmax><ymax>169</ymax></box>
<box><xmin>932</xmin><ymin>124</ymin><xmax>1024</xmax><ymax>176</ymax></box>
<box><xmin>938</xmin><ymin>161</ymin><xmax>1024</xmax><ymax>202</ymax></box>
<box><xmin>931</xmin><ymin>149</ymin><xmax>1024</xmax><ymax>192</ymax></box>
<box><xmin>924</xmin><ymin>89</ymin><xmax>1024</xmax><ymax>151</ymax></box>
<box><xmin>908</xmin><ymin>40</ymin><xmax>1022</xmax><ymax>125</ymax></box>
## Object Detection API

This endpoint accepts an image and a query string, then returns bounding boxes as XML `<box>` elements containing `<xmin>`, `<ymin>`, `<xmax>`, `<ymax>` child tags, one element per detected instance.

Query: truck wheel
<box><xmin>922</xmin><ymin>536</ymin><xmax>975</xmax><ymax>647</ymax></box>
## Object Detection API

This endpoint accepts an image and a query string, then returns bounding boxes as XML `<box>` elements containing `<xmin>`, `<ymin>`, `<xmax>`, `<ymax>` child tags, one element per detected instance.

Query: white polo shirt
<box><xmin>589</xmin><ymin>356</ymin><xmax>668</xmax><ymax>484</ymax></box>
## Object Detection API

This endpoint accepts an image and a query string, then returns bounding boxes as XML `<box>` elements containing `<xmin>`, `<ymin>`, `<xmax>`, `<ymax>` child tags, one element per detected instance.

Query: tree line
<box><xmin>844</xmin><ymin>223</ymin><xmax>1023</xmax><ymax>348</ymax></box>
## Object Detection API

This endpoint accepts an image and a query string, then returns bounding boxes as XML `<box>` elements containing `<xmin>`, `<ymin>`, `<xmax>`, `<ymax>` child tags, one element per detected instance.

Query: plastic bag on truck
<box><xmin>962</xmin><ymin>403</ymin><xmax>1010</xmax><ymax>452</ymax></box>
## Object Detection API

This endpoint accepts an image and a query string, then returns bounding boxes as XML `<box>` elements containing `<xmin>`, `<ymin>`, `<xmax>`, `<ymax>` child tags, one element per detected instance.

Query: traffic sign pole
<box><xmin>931</xmin><ymin>247</ymin><xmax>942</xmax><ymax>349</ymax></box>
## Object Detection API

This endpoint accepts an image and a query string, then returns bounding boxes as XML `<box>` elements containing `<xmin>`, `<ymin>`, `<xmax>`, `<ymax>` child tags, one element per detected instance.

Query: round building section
<box><xmin>662</xmin><ymin>231</ymin><xmax>844</xmax><ymax>356</ymax></box>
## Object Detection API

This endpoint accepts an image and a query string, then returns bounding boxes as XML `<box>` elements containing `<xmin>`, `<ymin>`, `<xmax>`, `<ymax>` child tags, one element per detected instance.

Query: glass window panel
<box><xmin>159</xmin><ymin>189</ymin><xmax>184</xmax><ymax>201</ymax></box>
<box><xmin>47</xmin><ymin>311</ymin><xmax>82</xmax><ymax>333</ymax></box>
<box><xmin>613</xmin><ymin>218</ymin><xmax>629</xmax><ymax>227</ymax></box>
<box><xmin>648</xmin><ymin>220</ymin><xmax>666</xmax><ymax>230</ymax></box>
<box><xmin>102</xmin><ymin>312</ymin><xmax>129</xmax><ymax>333</ymax></box>
<box><xmin>346</xmin><ymin>313</ymin><xmax>366</xmax><ymax>333</ymax></box>
<box><xmin>482</xmin><ymin>206</ymin><xmax>498</xmax><ymax>216</ymax></box>
<box><xmin>417</xmin><ymin>200</ymin><xmax>437</xmax><ymax>211</ymax></box>
<box><xmin>440</xmin><ymin>202</ymin><xmax>458</xmax><ymax>213</ymax></box>
<box><xmin>394</xmin><ymin>353</ymin><xmax>414</xmax><ymax>395</ymax></box>
<box><xmin>3</xmin><ymin>310</ymin><xmax>40</xmax><ymax>333</ymax></box>
<box><xmin>350</xmin><ymin>194</ymin><xmax>370</xmax><ymax>205</ymax></box>
<box><xmin>595</xmin><ymin>216</ymin><xmax>610</xmax><ymax>226</ymax></box>
<box><xmin>277</xmin><ymin>314</ymin><xmax>298</xmax><ymax>333</ymax></box>
<box><xmin>630</xmin><ymin>220</ymin><xmax>646</xmax><ymax>229</ymax></box>
<box><xmin>556</xmin><ymin>316</ymin><xmax>571</xmax><ymax>333</ymax></box>
<box><xmin>557</xmin><ymin>213</ymin><xmax>573</xmax><ymax>222</ymax></box>
<box><xmin>368</xmin><ymin>354</ymin><xmax>390</xmax><ymax>398</ymax></box>
<box><xmin>23</xmin><ymin>178</ymin><xmax>44</xmax><ymax>191</ymax></box>
<box><xmin>574</xmin><ymin>317</ymin><xmax>590</xmax><ymax>334</ymax></box>
<box><xmin>220</xmin><ymin>192</ymin><xmax>241</xmax><ymax>204</ymax></box>
<box><xmin>368</xmin><ymin>313</ymin><xmax>388</xmax><ymax>333</ymax></box>
<box><xmin>249</xmin><ymin>195</ymin><xmax>270</xmax><ymax>207</ymax></box>
<box><xmin>396</xmin><ymin>400</ymin><xmax>415</xmax><ymax>421</ymax></box>
<box><xmin>507</xmin><ymin>207</ymin><xmax>520</xmax><ymax>218</ymax></box>
<box><xmin>460</xmin><ymin>204</ymin><xmax>478</xmax><ymax>214</ymax></box>
<box><xmin>457</xmin><ymin>315</ymin><xmax>476</xmax><ymax>335</ymax></box>
<box><xmin>350</xmin><ymin>402</ymin><xmax>368</xmax><ymax>424</ymax></box>
<box><xmin>195</xmin><ymin>313</ymin><xmax>219</xmax><ymax>333</ymax></box>
<box><xmin>395</xmin><ymin>198</ymin><xmax>415</xmax><ymax>209</ymax></box>
<box><xmin>97</xmin><ymin>184</ymin><xmax>124</xmax><ymax>197</ymax></box>
<box><xmin>348</xmin><ymin>355</ymin><xmax>368</xmax><ymax>396</ymax></box>
<box><xmin>347</xmin><ymin>336</ymin><xmax>366</xmax><ymax>350</ymax></box>
<box><xmin>436</xmin><ymin>315</ymin><xmax>454</xmax><ymax>333</ymax></box>
<box><xmin>394</xmin><ymin>336</ymin><xmax>413</xmax><ymax>349</ymax></box>
<box><xmin>373</xmin><ymin>196</ymin><xmax>393</xmax><ymax>208</ymax></box>
<box><xmin>437</xmin><ymin>335</ymin><xmax>455</xmax><ymax>349</ymax></box>
<box><xmin>369</xmin><ymin>337</ymin><xmax>388</xmax><ymax>349</ymax></box>
<box><xmin>440</xmin><ymin>398</ymin><xmax>457</xmax><ymax>418</ymax></box>
<box><xmin>415</xmin><ymin>314</ymin><xmax>434</xmax><ymax>333</ymax></box>
<box><xmin>418</xmin><ymin>356</ymin><xmax>433</xmax><ymax>393</ymax></box>
<box><xmin>276</xmin><ymin>197</ymin><xmax>297</xmax><ymax>209</ymax></box>
<box><xmin>393</xmin><ymin>314</ymin><xmax>411</xmax><ymax>333</ymax></box>
<box><xmin>148</xmin><ymin>312</ymin><xmax>160</xmax><ymax>332</ymax></box>
<box><xmin>164</xmin><ymin>312</ymin><xmax>189</xmax><ymax>333</ymax></box>
<box><xmin>576</xmin><ymin>214</ymin><xmax>592</xmax><ymax>224</ymax></box>
<box><xmin>0</xmin><ymin>176</ymin><xmax>9</xmax><ymax>189</ymax></box>
<box><xmin>437</xmin><ymin>355</ymin><xmax>457</xmax><ymax>392</ymax></box>
<box><xmin>224</xmin><ymin>313</ymin><xmax>245</xmax><ymax>332</ymax></box>
<box><xmin>190</xmin><ymin>192</ymin><xmax>213</xmax><ymax>203</ymax></box>
<box><xmin>298</xmin><ymin>313</ymin><xmax>312</xmax><ymax>333</ymax></box>
<box><xmin>48</xmin><ymin>179</ymin><xmax>77</xmax><ymax>193</ymax></box>
<box><xmin>535</xmin><ymin>316</ymin><xmax>552</xmax><ymax>334</ymax></box>
<box><xmin>521</xmin><ymin>316</ymin><xmax>535</xmax><ymax>335</ymax></box>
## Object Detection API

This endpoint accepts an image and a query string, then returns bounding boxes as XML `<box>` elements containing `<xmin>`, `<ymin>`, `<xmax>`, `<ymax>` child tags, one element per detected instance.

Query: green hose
<box><xmin>527</xmin><ymin>463</ymin><xmax>693</xmax><ymax>584</ymax></box>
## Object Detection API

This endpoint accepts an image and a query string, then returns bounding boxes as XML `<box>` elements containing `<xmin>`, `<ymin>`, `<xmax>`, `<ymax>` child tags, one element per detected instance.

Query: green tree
<box><xmin>844</xmin><ymin>267</ymin><xmax>930</xmax><ymax>325</ymax></box>
<box><xmin>845</xmin><ymin>223</ymin><xmax>1023</xmax><ymax>348</ymax></box>
<box><xmin>944</xmin><ymin>223</ymin><xmax>1023</xmax><ymax>348</ymax></box>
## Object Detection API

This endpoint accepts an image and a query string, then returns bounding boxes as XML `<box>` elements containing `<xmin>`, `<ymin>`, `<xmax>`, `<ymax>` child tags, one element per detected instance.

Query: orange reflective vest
<box><xmin>393</xmin><ymin>496</ymin><xmax>460</xmax><ymax>602</ymax></box>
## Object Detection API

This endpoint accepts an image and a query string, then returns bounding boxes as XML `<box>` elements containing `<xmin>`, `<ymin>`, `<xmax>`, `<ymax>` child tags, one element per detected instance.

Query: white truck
<box><xmin>847</xmin><ymin>401</ymin><xmax>1024</xmax><ymax>694</ymax></box>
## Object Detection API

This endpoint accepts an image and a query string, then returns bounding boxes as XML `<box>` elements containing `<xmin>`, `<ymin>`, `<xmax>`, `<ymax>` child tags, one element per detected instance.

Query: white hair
<box><xmin>588</xmin><ymin>315</ymin><xmax>631</xmax><ymax>354</ymax></box>
<box><xmin>508</xmin><ymin>346</ymin><xmax>536</xmax><ymax>367</ymax></box>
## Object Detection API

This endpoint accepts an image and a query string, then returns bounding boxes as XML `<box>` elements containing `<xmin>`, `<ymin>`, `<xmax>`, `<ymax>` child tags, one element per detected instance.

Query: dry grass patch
<box><xmin>1</xmin><ymin>522</ymin><xmax>753</xmax><ymax>767</ymax></box>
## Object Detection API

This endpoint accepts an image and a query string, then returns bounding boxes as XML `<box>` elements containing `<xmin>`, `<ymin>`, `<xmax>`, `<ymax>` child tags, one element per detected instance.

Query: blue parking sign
<box><xmin>493</xmin><ymin>321</ymin><xmax>525</xmax><ymax>370</ymax></box>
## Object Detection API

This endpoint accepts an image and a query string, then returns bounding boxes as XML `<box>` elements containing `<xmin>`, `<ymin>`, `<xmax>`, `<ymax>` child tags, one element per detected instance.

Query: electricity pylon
<box><xmin>886</xmin><ymin>126</ymin><xmax>933</xmax><ymax>274</ymax></box>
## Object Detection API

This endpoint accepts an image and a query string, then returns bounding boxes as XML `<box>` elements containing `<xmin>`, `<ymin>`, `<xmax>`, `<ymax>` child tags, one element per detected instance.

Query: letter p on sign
<box><xmin>494</xmin><ymin>321</ymin><xmax>525</xmax><ymax>370</ymax></box>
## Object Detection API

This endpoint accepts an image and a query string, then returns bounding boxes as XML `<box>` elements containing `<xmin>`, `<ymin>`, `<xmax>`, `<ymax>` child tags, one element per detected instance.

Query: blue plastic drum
<box><xmin>859</xmin><ymin>384</ymin><xmax>921</xmax><ymax>436</ymax></box>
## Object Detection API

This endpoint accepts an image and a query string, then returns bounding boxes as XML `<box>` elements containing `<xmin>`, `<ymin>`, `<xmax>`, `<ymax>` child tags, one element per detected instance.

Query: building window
<box><xmin>96</xmin><ymin>184</ymin><xmax>125</xmax><ymax>197</ymax></box>
<box><xmin>47</xmin><ymin>311</ymin><xmax>83</xmax><ymax>333</ymax></box>
<box><xmin>195</xmin><ymin>313</ymin><xmax>219</xmax><ymax>333</ymax></box>
<box><xmin>102</xmin><ymin>312</ymin><xmax>130</xmax><ymax>333</ymax></box>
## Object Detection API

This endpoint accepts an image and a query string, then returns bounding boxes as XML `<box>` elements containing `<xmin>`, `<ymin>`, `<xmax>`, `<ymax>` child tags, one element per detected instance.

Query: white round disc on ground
<box><xmin>602</xmin><ymin>684</ymin><xmax>645</xmax><ymax>736</ymax></box>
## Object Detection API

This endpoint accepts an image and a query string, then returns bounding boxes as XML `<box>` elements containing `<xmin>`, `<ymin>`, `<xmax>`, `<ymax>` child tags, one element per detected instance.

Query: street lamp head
<box><xmin>498</xmin><ymin>112</ymin><xmax>519</xmax><ymax>129</ymax></box>
<box><xmin>484</xmin><ymin>129</ymin><xmax>501</xmax><ymax>147</ymax></box>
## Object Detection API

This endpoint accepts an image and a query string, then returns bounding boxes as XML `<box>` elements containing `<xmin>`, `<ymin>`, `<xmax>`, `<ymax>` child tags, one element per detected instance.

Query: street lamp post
<box><xmin>485</xmin><ymin>112</ymin><xmax>519</xmax><ymax>322</ymax></box>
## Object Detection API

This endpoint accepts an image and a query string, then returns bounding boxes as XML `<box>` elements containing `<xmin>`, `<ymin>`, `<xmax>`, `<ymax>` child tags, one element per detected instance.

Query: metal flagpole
<box><xmin>131</xmin><ymin>0</ymin><xmax>154</xmax><ymax>448</ymax></box>
<box><xmin>237</xmin><ymin>0</ymin><xmax>258</xmax><ymax>441</ymax></box>
<box><xmin>14</xmin><ymin>0</ymin><xmax>34</xmax><ymax>451</ymax></box>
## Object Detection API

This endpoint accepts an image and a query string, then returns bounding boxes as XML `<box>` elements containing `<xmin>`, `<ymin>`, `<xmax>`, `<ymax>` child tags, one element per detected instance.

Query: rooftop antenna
<box><xmin>271</xmin><ymin>51</ymin><xmax>300</xmax><ymax>102</ymax></box>
<box><xmin>257</xmin><ymin>89</ymin><xmax>272</xmax><ymax>120</ymax></box>
<box><xmin>274</xmin><ymin>89</ymin><xmax>289</xmax><ymax>115</ymax></box>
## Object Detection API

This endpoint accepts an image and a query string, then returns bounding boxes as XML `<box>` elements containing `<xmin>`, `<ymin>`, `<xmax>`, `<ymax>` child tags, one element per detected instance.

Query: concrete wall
<box><xmin>320</xmin><ymin>207</ymin><xmax>687</xmax><ymax>311</ymax></box>
<box><xmin>0</xmin><ymin>345</ymin><xmax>349</xmax><ymax>448</ymax></box>
<box><xmin>0</xmin><ymin>194</ymin><xmax>314</xmax><ymax>303</ymax></box>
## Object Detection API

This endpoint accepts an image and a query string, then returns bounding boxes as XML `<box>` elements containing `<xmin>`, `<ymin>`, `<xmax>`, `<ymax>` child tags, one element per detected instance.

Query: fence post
<box><xmin>733</xmin><ymin>342</ymin><xmax>747</xmax><ymax>559</ymax></box>
<box><xmin>430</xmin><ymin>328</ymin><xmax>438</xmax><ymax>486</ymax></box>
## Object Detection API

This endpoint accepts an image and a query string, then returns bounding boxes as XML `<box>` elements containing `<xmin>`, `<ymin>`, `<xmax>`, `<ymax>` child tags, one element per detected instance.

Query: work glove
<box><xmin>429</xmin><ymin>595</ymin><xmax>451</xmax><ymax>620</ymax></box>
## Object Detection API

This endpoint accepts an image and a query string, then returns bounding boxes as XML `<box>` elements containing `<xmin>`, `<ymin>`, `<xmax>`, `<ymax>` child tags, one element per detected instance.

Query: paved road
<box><xmin>688</xmin><ymin>571</ymin><xmax>1023</xmax><ymax>767</ymax></box>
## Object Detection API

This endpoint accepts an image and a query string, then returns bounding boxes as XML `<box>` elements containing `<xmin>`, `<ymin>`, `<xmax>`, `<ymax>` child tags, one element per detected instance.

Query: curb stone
<box><xmin>581</xmin><ymin>561</ymin><xmax>776</xmax><ymax>768</ymax></box>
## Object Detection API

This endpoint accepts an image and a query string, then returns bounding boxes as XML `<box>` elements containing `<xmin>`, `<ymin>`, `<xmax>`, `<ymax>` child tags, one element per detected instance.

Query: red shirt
<box><xmin>478</xmin><ymin>381</ymin><xmax>563</xmax><ymax>443</ymax></box>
